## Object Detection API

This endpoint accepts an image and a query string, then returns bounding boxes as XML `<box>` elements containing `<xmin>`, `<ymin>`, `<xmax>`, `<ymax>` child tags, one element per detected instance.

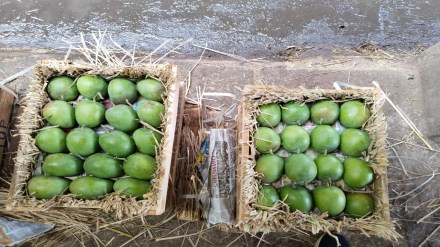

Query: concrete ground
<box><xmin>1</xmin><ymin>0</ymin><xmax>440</xmax><ymax>56</ymax></box>
<box><xmin>0</xmin><ymin>43</ymin><xmax>439</xmax><ymax>246</ymax></box>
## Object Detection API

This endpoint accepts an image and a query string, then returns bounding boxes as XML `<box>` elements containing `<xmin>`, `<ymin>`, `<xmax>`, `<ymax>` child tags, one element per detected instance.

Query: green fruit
<box><xmin>66</xmin><ymin>127</ymin><xmax>98</xmax><ymax>157</ymax></box>
<box><xmin>343</xmin><ymin>158</ymin><xmax>374</xmax><ymax>188</ymax></box>
<box><xmin>84</xmin><ymin>153</ymin><xmax>124</xmax><ymax>178</ymax></box>
<box><xmin>311</xmin><ymin>101</ymin><xmax>339</xmax><ymax>125</ymax></box>
<box><xmin>35</xmin><ymin>127</ymin><xmax>67</xmax><ymax>153</ymax></box>
<box><xmin>43</xmin><ymin>101</ymin><xmax>76</xmax><ymax>128</ymax></box>
<box><xmin>280</xmin><ymin>185</ymin><xmax>313</xmax><ymax>213</ymax></box>
<box><xmin>281</xmin><ymin>102</ymin><xmax>310</xmax><ymax>125</ymax></box>
<box><xmin>76</xmin><ymin>75</ymin><xmax>108</xmax><ymax>100</ymax></box>
<box><xmin>256</xmin><ymin>185</ymin><xmax>279</xmax><ymax>209</ymax></box>
<box><xmin>75</xmin><ymin>100</ymin><xmax>105</xmax><ymax>128</ymax></box>
<box><xmin>137</xmin><ymin>100</ymin><xmax>165</xmax><ymax>128</ymax></box>
<box><xmin>105</xmin><ymin>105</ymin><xmax>139</xmax><ymax>132</ymax></box>
<box><xmin>280</xmin><ymin>125</ymin><xmax>310</xmax><ymax>153</ymax></box>
<box><xmin>114</xmin><ymin>177</ymin><xmax>152</xmax><ymax>199</ymax></box>
<box><xmin>345</xmin><ymin>193</ymin><xmax>375</xmax><ymax>218</ymax></box>
<box><xmin>313</xmin><ymin>185</ymin><xmax>346</xmax><ymax>216</ymax></box>
<box><xmin>340</xmin><ymin>129</ymin><xmax>371</xmax><ymax>157</ymax></box>
<box><xmin>315</xmin><ymin>154</ymin><xmax>343</xmax><ymax>181</ymax></box>
<box><xmin>255</xmin><ymin>154</ymin><xmax>284</xmax><ymax>183</ymax></box>
<box><xmin>47</xmin><ymin>76</ymin><xmax>79</xmax><ymax>101</ymax></box>
<box><xmin>137</xmin><ymin>78</ymin><xmax>165</xmax><ymax>102</ymax></box>
<box><xmin>256</xmin><ymin>103</ymin><xmax>281</xmax><ymax>127</ymax></box>
<box><xmin>254</xmin><ymin>127</ymin><xmax>281</xmax><ymax>154</ymax></box>
<box><xmin>310</xmin><ymin>125</ymin><xmax>340</xmax><ymax>153</ymax></box>
<box><xmin>132</xmin><ymin>128</ymin><xmax>163</xmax><ymax>156</ymax></box>
<box><xmin>340</xmin><ymin>101</ymin><xmax>371</xmax><ymax>128</ymax></box>
<box><xmin>123</xmin><ymin>153</ymin><xmax>157</xmax><ymax>179</ymax></box>
<box><xmin>285</xmin><ymin>153</ymin><xmax>317</xmax><ymax>184</ymax></box>
<box><xmin>99</xmin><ymin>130</ymin><xmax>135</xmax><ymax>158</ymax></box>
<box><xmin>42</xmin><ymin>154</ymin><xmax>83</xmax><ymax>176</ymax></box>
<box><xmin>108</xmin><ymin>78</ymin><xmax>138</xmax><ymax>104</ymax></box>
<box><xmin>69</xmin><ymin>176</ymin><xmax>114</xmax><ymax>200</ymax></box>
<box><xmin>28</xmin><ymin>176</ymin><xmax>70</xmax><ymax>199</ymax></box>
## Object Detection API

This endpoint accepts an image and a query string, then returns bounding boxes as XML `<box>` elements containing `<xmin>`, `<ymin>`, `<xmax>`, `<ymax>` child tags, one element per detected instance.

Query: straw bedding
<box><xmin>236</xmin><ymin>85</ymin><xmax>401</xmax><ymax>240</ymax></box>
<box><xmin>7</xmin><ymin>60</ymin><xmax>177</xmax><ymax>218</ymax></box>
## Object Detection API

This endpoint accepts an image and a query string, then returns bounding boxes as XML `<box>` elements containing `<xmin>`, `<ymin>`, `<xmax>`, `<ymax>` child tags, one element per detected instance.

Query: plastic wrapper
<box><xmin>0</xmin><ymin>217</ymin><xmax>53</xmax><ymax>246</ymax></box>
<box><xmin>199</xmin><ymin>129</ymin><xmax>235</xmax><ymax>225</ymax></box>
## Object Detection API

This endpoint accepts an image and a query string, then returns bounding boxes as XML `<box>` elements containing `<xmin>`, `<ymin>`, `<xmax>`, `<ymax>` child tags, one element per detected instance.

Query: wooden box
<box><xmin>7</xmin><ymin>60</ymin><xmax>181</xmax><ymax>217</ymax></box>
<box><xmin>236</xmin><ymin>85</ymin><xmax>398</xmax><ymax>240</ymax></box>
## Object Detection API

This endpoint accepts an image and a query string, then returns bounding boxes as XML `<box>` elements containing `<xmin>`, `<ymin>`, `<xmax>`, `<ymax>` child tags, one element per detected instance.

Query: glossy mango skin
<box><xmin>108</xmin><ymin>78</ymin><xmax>138</xmax><ymax>104</ymax></box>
<box><xmin>137</xmin><ymin>78</ymin><xmax>165</xmax><ymax>103</ymax></box>
<box><xmin>42</xmin><ymin>153</ymin><xmax>83</xmax><ymax>176</ymax></box>
<box><xmin>123</xmin><ymin>153</ymin><xmax>157</xmax><ymax>180</ymax></box>
<box><xmin>132</xmin><ymin>128</ymin><xmax>162</xmax><ymax>156</ymax></box>
<box><xmin>35</xmin><ymin>127</ymin><xmax>67</xmax><ymax>153</ymax></box>
<box><xmin>84</xmin><ymin>153</ymin><xmax>124</xmax><ymax>178</ymax></box>
<box><xmin>69</xmin><ymin>176</ymin><xmax>114</xmax><ymax>200</ymax></box>
<box><xmin>105</xmin><ymin>105</ymin><xmax>139</xmax><ymax>133</ymax></box>
<box><xmin>47</xmin><ymin>76</ymin><xmax>79</xmax><ymax>101</ymax></box>
<box><xmin>27</xmin><ymin>176</ymin><xmax>71</xmax><ymax>199</ymax></box>
<box><xmin>76</xmin><ymin>75</ymin><xmax>108</xmax><ymax>100</ymax></box>
<box><xmin>114</xmin><ymin>177</ymin><xmax>152</xmax><ymax>199</ymax></box>
<box><xmin>98</xmin><ymin>130</ymin><xmax>135</xmax><ymax>158</ymax></box>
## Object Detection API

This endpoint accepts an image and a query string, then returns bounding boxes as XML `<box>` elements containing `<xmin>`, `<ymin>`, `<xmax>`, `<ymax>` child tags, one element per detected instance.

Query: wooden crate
<box><xmin>6</xmin><ymin>60</ymin><xmax>181</xmax><ymax>216</ymax></box>
<box><xmin>236</xmin><ymin>85</ymin><xmax>396</xmax><ymax>239</ymax></box>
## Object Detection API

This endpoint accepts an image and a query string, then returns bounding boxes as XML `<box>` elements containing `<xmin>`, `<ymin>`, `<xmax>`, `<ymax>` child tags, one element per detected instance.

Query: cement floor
<box><xmin>0</xmin><ymin>45</ymin><xmax>439</xmax><ymax>246</ymax></box>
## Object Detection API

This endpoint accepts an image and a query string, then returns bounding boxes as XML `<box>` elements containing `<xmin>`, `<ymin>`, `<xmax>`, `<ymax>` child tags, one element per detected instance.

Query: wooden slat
<box><xmin>0</xmin><ymin>89</ymin><xmax>15</xmax><ymax>169</ymax></box>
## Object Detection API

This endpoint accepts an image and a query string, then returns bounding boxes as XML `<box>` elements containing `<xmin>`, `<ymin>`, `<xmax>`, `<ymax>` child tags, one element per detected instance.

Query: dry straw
<box><xmin>236</xmin><ymin>85</ymin><xmax>401</xmax><ymax>241</ymax></box>
<box><xmin>7</xmin><ymin>33</ymin><xmax>180</xmax><ymax>218</ymax></box>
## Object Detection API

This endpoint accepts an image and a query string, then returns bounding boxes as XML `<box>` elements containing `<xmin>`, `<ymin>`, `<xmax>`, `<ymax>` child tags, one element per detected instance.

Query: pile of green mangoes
<box><xmin>254</xmin><ymin>100</ymin><xmax>376</xmax><ymax>218</ymax></box>
<box><xmin>28</xmin><ymin>75</ymin><xmax>166</xmax><ymax>200</ymax></box>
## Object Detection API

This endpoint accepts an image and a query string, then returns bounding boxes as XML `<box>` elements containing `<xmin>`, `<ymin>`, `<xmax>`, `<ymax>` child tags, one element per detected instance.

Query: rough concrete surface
<box><xmin>0</xmin><ymin>45</ymin><xmax>439</xmax><ymax>246</ymax></box>
<box><xmin>1</xmin><ymin>0</ymin><xmax>440</xmax><ymax>56</ymax></box>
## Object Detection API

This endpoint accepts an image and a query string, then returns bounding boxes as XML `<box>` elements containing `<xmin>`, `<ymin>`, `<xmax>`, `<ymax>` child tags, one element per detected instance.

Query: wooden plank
<box><xmin>0</xmin><ymin>89</ymin><xmax>15</xmax><ymax>169</ymax></box>
<box><xmin>148</xmin><ymin>71</ymin><xmax>181</xmax><ymax>215</ymax></box>
<box><xmin>235</xmin><ymin>104</ymin><xmax>249</xmax><ymax>224</ymax></box>
<box><xmin>166</xmin><ymin>80</ymin><xmax>186</xmax><ymax>210</ymax></box>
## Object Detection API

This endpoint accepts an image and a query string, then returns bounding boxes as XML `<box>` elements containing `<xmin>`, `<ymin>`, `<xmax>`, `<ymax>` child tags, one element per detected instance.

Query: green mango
<box><xmin>75</xmin><ymin>100</ymin><xmax>105</xmax><ymax>128</ymax></box>
<box><xmin>254</xmin><ymin>127</ymin><xmax>281</xmax><ymax>154</ymax></box>
<box><xmin>84</xmin><ymin>153</ymin><xmax>124</xmax><ymax>178</ymax></box>
<box><xmin>136</xmin><ymin>78</ymin><xmax>165</xmax><ymax>103</ymax></box>
<box><xmin>345</xmin><ymin>193</ymin><xmax>375</xmax><ymax>218</ymax></box>
<box><xmin>310</xmin><ymin>101</ymin><xmax>339</xmax><ymax>125</ymax></box>
<box><xmin>105</xmin><ymin>105</ymin><xmax>139</xmax><ymax>133</ymax></box>
<box><xmin>43</xmin><ymin>100</ymin><xmax>76</xmax><ymax>128</ymax></box>
<box><xmin>310</xmin><ymin>125</ymin><xmax>340</xmax><ymax>153</ymax></box>
<box><xmin>132</xmin><ymin>128</ymin><xmax>162</xmax><ymax>156</ymax></box>
<box><xmin>137</xmin><ymin>100</ymin><xmax>165</xmax><ymax>128</ymax></box>
<box><xmin>47</xmin><ymin>76</ymin><xmax>79</xmax><ymax>101</ymax></box>
<box><xmin>123</xmin><ymin>153</ymin><xmax>157</xmax><ymax>179</ymax></box>
<box><xmin>27</xmin><ymin>175</ymin><xmax>70</xmax><ymax>199</ymax></box>
<box><xmin>99</xmin><ymin>130</ymin><xmax>135</xmax><ymax>157</ymax></box>
<box><xmin>69</xmin><ymin>176</ymin><xmax>114</xmax><ymax>200</ymax></box>
<box><xmin>280</xmin><ymin>125</ymin><xmax>310</xmax><ymax>153</ymax></box>
<box><xmin>281</xmin><ymin>102</ymin><xmax>310</xmax><ymax>125</ymax></box>
<box><xmin>35</xmin><ymin>127</ymin><xmax>67</xmax><ymax>153</ymax></box>
<box><xmin>256</xmin><ymin>185</ymin><xmax>279</xmax><ymax>209</ymax></box>
<box><xmin>42</xmin><ymin>153</ymin><xmax>83</xmax><ymax>176</ymax></box>
<box><xmin>340</xmin><ymin>129</ymin><xmax>371</xmax><ymax>157</ymax></box>
<box><xmin>285</xmin><ymin>153</ymin><xmax>317</xmax><ymax>184</ymax></box>
<box><xmin>340</xmin><ymin>101</ymin><xmax>371</xmax><ymax>128</ymax></box>
<box><xmin>255</xmin><ymin>154</ymin><xmax>284</xmax><ymax>183</ymax></box>
<box><xmin>108</xmin><ymin>78</ymin><xmax>138</xmax><ymax>104</ymax></box>
<box><xmin>343</xmin><ymin>158</ymin><xmax>374</xmax><ymax>189</ymax></box>
<box><xmin>315</xmin><ymin>154</ymin><xmax>343</xmax><ymax>181</ymax></box>
<box><xmin>313</xmin><ymin>185</ymin><xmax>346</xmax><ymax>217</ymax></box>
<box><xmin>256</xmin><ymin>103</ymin><xmax>281</xmax><ymax>127</ymax></box>
<box><xmin>280</xmin><ymin>185</ymin><xmax>313</xmax><ymax>213</ymax></box>
<box><xmin>76</xmin><ymin>75</ymin><xmax>108</xmax><ymax>100</ymax></box>
<box><xmin>114</xmin><ymin>177</ymin><xmax>152</xmax><ymax>199</ymax></box>
<box><xmin>66</xmin><ymin>127</ymin><xmax>98</xmax><ymax>157</ymax></box>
